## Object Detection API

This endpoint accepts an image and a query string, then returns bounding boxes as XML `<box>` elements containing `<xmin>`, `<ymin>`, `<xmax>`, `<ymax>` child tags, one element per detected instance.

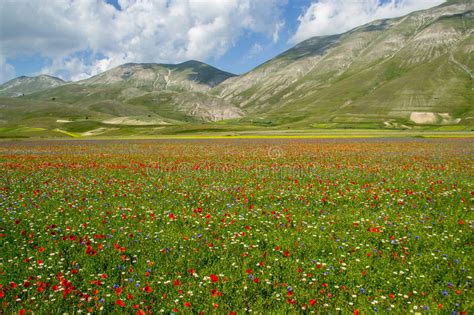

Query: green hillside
<box><xmin>216</xmin><ymin>0</ymin><xmax>473</xmax><ymax>129</ymax></box>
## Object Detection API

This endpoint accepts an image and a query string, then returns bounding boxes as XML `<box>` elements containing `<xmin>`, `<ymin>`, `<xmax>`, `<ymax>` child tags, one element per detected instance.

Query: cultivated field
<box><xmin>0</xmin><ymin>138</ymin><xmax>472</xmax><ymax>314</ymax></box>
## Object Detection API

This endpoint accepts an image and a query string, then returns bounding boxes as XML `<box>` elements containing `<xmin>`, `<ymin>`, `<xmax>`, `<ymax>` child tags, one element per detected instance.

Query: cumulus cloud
<box><xmin>0</xmin><ymin>0</ymin><xmax>285</xmax><ymax>82</ymax></box>
<box><xmin>290</xmin><ymin>0</ymin><xmax>446</xmax><ymax>44</ymax></box>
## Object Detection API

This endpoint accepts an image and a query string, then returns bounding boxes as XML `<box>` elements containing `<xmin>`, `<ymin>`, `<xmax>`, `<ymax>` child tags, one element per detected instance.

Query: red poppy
<box><xmin>144</xmin><ymin>286</ymin><xmax>152</xmax><ymax>293</ymax></box>
<box><xmin>116</xmin><ymin>299</ymin><xmax>126</xmax><ymax>307</ymax></box>
<box><xmin>210</xmin><ymin>274</ymin><xmax>219</xmax><ymax>283</ymax></box>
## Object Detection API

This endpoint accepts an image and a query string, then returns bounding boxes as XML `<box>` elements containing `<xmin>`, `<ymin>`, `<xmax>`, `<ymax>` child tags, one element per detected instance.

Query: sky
<box><xmin>0</xmin><ymin>0</ymin><xmax>446</xmax><ymax>84</ymax></box>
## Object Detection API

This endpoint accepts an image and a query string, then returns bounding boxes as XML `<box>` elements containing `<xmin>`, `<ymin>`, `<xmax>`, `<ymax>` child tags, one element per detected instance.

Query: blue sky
<box><xmin>0</xmin><ymin>0</ymin><xmax>445</xmax><ymax>83</ymax></box>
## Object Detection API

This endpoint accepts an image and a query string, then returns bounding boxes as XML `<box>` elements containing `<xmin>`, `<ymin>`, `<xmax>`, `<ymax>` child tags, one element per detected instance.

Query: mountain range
<box><xmin>0</xmin><ymin>0</ymin><xmax>472</xmax><ymax>137</ymax></box>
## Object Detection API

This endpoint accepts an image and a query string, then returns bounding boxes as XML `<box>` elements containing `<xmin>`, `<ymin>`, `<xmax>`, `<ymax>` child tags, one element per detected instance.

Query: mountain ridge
<box><xmin>0</xmin><ymin>74</ymin><xmax>66</xmax><ymax>97</ymax></box>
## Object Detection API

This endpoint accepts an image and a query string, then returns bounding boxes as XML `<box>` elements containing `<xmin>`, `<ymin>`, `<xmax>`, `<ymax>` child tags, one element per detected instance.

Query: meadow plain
<box><xmin>0</xmin><ymin>138</ymin><xmax>472</xmax><ymax>314</ymax></box>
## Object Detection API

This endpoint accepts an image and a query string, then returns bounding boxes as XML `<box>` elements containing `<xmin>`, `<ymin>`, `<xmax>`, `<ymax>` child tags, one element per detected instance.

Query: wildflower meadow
<box><xmin>0</xmin><ymin>138</ymin><xmax>472</xmax><ymax>314</ymax></box>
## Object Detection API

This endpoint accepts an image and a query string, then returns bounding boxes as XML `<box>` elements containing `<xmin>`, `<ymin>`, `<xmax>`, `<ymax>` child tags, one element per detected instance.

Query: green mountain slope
<box><xmin>28</xmin><ymin>61</ymin><xmax>241</xmax><ymax>122</ymax></box>
<box><xmin>0</xmin><ymin>75</ymin><xmax>66</xmax><ymax>97</ymax></box>
<box><xmin>216</xmin><ymin>0</ymin><xmax>473</xmax><ymax>128</ymax></box>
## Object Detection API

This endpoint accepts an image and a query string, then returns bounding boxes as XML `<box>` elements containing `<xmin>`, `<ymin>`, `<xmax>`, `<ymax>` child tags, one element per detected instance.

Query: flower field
<box><xmin>0</xmin><ymin>138</ymin><xmax>472</xmax><ymax>314</ymax></box>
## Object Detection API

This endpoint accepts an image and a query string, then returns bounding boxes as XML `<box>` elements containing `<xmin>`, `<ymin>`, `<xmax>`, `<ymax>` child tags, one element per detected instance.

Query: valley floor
<box><xmin>0</xmin><ymin>125</ymin><xmax>473</xmax><ymax>140</ymax></box>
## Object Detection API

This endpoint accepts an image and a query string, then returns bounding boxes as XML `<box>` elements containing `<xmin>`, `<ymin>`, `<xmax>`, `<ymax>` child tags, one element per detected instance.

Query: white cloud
<box><xmin>246</xmin><ymin>43</ymin><xmax>264</xmax><ymax>59</ymax></box>
<box><xmin>0</xmin><ymin>0</ymin><xmax>286</xmax><ymax>82</ymax></box>
<box><xmin>0</xmin><ymin>56</ymin><xmax>15</xmax><ymax>83</ymax></box>
<box><xmin>290</xmin><ymin>0</ymin><xmax>446</xmax><ymax>44</ymax></box>
<box><xmin>272</xmin><ymin>21</ymin><xmax>285</xmax><ymax>43</ymax></box>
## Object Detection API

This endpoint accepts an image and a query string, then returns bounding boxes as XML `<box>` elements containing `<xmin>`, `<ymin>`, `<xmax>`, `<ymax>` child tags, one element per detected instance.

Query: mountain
<box><xmin>0</xmin><ymin>0</ymin><xmax>472</xmax><ymax>137</ymax></box>
<box><xmin>215</xmin><ymin>0</ymin><xmax>473</xmax><ymax>128</ymax></box>
<box><xmin>0</xmin><ymin>75</ymin><xmax>66</xmax><ymax>97</ymax></box>
<box><xmin>80</xmin><ymin>60</ymin><xmax>235</xmax><ymax>90</ymax></box>
<box><xmin>0</xmin><ymin>61</ymin><xmax>242</xmax><ymax>133</ymax></box>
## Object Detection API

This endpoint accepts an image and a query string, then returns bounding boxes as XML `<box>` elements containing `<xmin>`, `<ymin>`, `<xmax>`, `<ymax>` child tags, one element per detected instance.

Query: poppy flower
<box><xmin>143</xmin><ymin>285</ymin><xmax>152</xmax><ymax>293</ymax></box>
<box><xmin>210</xmin><ymin>274</ymin><xmax>219</xmax><ymax>283</ymax></box>
<box><xmin>116</xmin><ymin>299</ymin><xmax>125</xmax><ymax>307</ymax></box>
